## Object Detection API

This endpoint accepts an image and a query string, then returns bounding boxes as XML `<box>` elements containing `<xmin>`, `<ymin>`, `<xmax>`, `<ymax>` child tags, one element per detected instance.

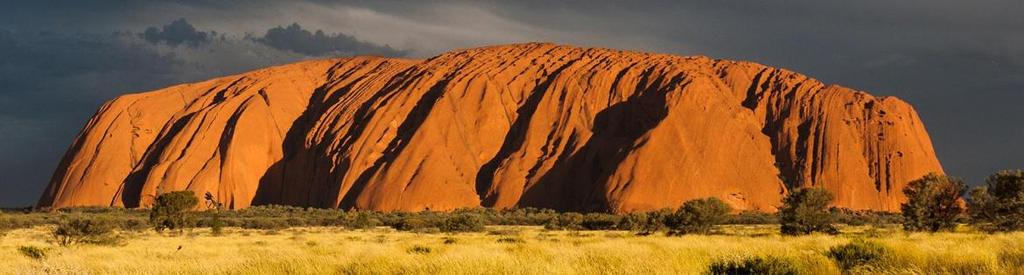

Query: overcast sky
<box><xmin>1</xmin><ymin>1</ymin><xmax>1021</xmax><ymax>207</ymax></box>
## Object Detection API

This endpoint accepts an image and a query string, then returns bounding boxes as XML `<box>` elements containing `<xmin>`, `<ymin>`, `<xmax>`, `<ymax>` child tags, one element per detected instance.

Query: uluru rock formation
<box><xmin>37</xmin><ymin>43</ymin><xmax>943</xmax><ymax>212</ymax></box>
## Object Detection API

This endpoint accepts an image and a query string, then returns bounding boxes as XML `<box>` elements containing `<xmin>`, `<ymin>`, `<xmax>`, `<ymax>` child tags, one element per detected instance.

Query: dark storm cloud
<box><xmin>0</xmin><ymin>30</ymin><xmax>187</xmax><ymax>207</ymax></box>
<box><xmin>0</xmin><ymin>13</ymin><xmax>395</xmax><ymax>206</ymax></box>
<box><xmin>0</xmin><ymin>0</ymin><xmax>1020</xmax><ymax>207</ymax></box>
<box><xmin>254</xmin><ymin>23</ymin><xmax>406</xmax><ymax>56</ymax></box>
<box><xmin>141</xmin><ymin>18</ymin><xmax>210</xmax><ymax>47</ymax></box>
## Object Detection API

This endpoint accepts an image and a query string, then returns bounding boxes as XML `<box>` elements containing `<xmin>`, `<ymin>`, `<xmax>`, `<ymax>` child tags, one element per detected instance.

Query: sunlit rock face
<box><xmin>38</xmin><ymin>43</ymin><xmax>943</xmax><ymax>213</ymax></box>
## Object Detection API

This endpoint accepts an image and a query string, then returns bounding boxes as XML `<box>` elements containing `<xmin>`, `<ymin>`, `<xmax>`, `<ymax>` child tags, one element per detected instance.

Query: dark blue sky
<box><xmin>1</xmin><ymin>1</ymin><xmax>1021</xmax><ymax>207</ymax></box>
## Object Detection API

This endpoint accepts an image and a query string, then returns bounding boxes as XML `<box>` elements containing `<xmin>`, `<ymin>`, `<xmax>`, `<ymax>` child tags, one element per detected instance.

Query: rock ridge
<box><xmin>38</xmin><ymin>43</ymin><xmax>943</xmax><ymax>212</ymax></box>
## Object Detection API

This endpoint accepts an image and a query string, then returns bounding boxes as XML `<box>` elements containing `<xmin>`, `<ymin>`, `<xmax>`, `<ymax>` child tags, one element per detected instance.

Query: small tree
<box><xmin>779</xmin><ymin>187</ymin><xmax>838</xmax><ymax>235</ymax></box>
<box><xmin>969</xmin><ymin>170</ymin><xmax>1024</xmax><ymax>232</ymax></box>
<box><xmin>901</xmin><ymin>173</ymin><xmax>966</xmax><ymax>232</ymax></box>
<box><xmin>150</xmin><ymin>190</ymin><xmax>199</xmax><ymax>232</ymax></box>
<box><xmin>204</xmin><ymin>192</ymin><xmax>225</xmax><ymax>235</ymax></box>
<box><xmin>53</xmin><ymin>217</ymin><xmax>114</xmax><ymax>246</ymax></box>
<box><xmin>668</xmin><ymin>197</ymin><xmax>732</xmax><ymax>235</ymax></box>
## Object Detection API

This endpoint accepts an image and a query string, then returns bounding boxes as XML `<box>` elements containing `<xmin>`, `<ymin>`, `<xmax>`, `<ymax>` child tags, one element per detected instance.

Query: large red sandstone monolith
<box><xmin>37</xmin><ymin>43</ymin><xmax>943</xmax><ymax>212</ymax></box>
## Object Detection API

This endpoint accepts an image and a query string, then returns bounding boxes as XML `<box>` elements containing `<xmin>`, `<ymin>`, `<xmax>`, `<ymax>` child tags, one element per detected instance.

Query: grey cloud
<box><xmin>0</xmin><ymin>30</ymin><xmax>187</xmax><ymax>207</ymax></box>
<box><xmin>254</xmin><ymin>23</ymin><xmax>407</xmax><ymax>57</ymax></box>
<box><xmin>0</xmin><ymin>28</ymin><xmax>311</xmax><ymax>207</ymax></box>
<box><xmin>0</xmin><ymin>13</ymin><xmax>420</xmax><ymax>206</ymax></box>
<box><xmin>142</xmin><ymin>18</ymin><xmax>209</xmax><ymax>47</ymax></box>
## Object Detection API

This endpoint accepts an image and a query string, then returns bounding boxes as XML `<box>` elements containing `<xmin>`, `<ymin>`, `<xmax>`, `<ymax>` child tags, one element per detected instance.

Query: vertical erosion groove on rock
<box><xmin>37</xmin><ymin>43</ymin><xmax>943</xmax><ymax>212</ymax></box>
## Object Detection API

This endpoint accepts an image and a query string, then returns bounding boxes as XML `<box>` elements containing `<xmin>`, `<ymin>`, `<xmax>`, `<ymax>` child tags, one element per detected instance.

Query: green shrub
<box><xmin>707</xmin><ymin>255</ymin><xmax>800</xmax><ymax>275</ymax></box>
<box><xmin>52</xmin><ymin>217</ymin><xmax>115</xmax><ymax>246</ymax></box>
<box><xmin>545</xmin><ymin>212</ymin><xmax>584</xmax><ymax>230</ymax></box>
<box><xmin>780</xmin><ymin>188</ymin><xmax>838</xmax><ymax>235</ymax></box>
<box><xmin>615</xmin><ymin>209</ymin><xmax>673</xmax><ymax>235</ymax></box>
<box><xmin>18</xmin><ymin>246</ymin><xmax>48</xmax><ymax>260</ymax></box>
<box><xmin>827</xmin><ymin>239</ymin><xmax>889</xmax><ymax>271</ymax></box>
<box><xmin>393</xmin><ymin>216</ymin><xmax>432</xmax><ymax>231</ymax></box>
<box><xmin>901</xmin><ymin>173</ymin><xmax>966</xmax><ymax>232</ymax></box>
<box><xmin>580</xmin><ymin>213</ymin><xmax>620</xmax><ymax>230</ymax></box>
<box><xmin>209</xmin><ymin>214</ymin><xmax>224</xmax><ymax>236</ymax></box>
<box><xmin>969</xmin><ymin>170</ymin><xmax>1024</xmax><ymax>232</ymax></box>
<box><xmin>487</xmin><ymin>228</ymin><xmax>522</xmax><ymax>236</ymax></box>
<box><xmin>439</xmin><ymin>214</ymin><xmax>485</xmax><ymax>232</ymax></box>
<box><xmin>829</xmin><ymin>209</ymin><xmax>903</xmax><ymax>226</ymax></box>
<box><xmin>347</xmin><ymin>212</ymin><xmax>380</xmax><ymax>230</ymax></box>
<box><xmin>119</xmin><ymin>218</ymin><xmax>149</xmax><ymax>231</ymax></box>
<box><xmin>617</xmin><ymin>212</ymin><xmax>647</xmax><ymax>232</ymax></box>
<box><xmin>668</xmin><ymin>197</ymin><xmax>732</xmax><ymax>235</ymax></box>
<box><xmin>150</xmin><ymin>191</ymin><xmax>199</xmax><ymax>232</ymax></box>
<box><xmin>725</xmin><ymin>210</ymin><xmax>778</xmax><ymax>225</ymax></box>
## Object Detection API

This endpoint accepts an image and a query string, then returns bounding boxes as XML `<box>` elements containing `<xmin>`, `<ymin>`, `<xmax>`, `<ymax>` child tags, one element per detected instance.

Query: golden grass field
<box><xmin>2</xmin><ymin>225</ymin><xmax>1023</xmax><ymax>274</ymax></box>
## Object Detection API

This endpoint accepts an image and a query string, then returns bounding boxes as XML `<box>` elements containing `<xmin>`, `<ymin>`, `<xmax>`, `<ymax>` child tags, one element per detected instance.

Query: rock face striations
<box><xmin>37</xmin><ymin>43</ymin><xmax>943</xmax><ymax>212</ymax></box>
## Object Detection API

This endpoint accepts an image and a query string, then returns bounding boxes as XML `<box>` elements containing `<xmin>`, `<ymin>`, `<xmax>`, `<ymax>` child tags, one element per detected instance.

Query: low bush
<box><xmin>150</xmin><ymin>191</ymin><xmax>199</xmax><ymax>232</ymax></box>
<box><xmin>544</xmin><ymin>212</ymin><xmax>584</xmax><ymax>230</ymax></box>
<box><xmin>118</xmin><ymin>218</ymin><xmax>150</xmax><ymax>232</ymax></box>
<box><xmin>830</xmin><ymin>209</ymin><xmax>903</xmax><ymax>226</ymax></box>
<box><xmin>392</xmin><ymin>216</ymin><xmax>432</xmax><ymax>232</ymax></box>
<box><xmin>707</xmin><ymin>255</ymin><xmax>800</xmax><ymax>275</ymax></box>
<box><xmin>18</xmin><ymin>246</ymin><xmax>48</xmax><ymax>260</ymax></box>
<box><xmin>439</xmin><ymin>214</ymin><xmax>485</xmax><ymax>233</ymax></box>
<box><xmin>52</xmin><ymin>217</ymin><xmax>115</xmax><ymax>246</ymax></box>
<box><xmin>667</xmin><ymin>197</ymin><xmax>731</xmax><ymax>235</ymax></box>
<box><xmin>240</xmin><ymin>218</ymin><xmax>288</xmax><ymax>230</ymax></box>
<box><xmin>827</xmin><ymin>239</ymin><xmax>889</xmax><ymax>271</ymax></box>
<box><xmin>580</xmin><ymin>213</ymin><xmax>619</xmax><ymax>230</ymax></box>
<box><xmin>724</xmin><ymin>210</ymin><xmax>777</xmax><ymax>225</ymax></box>
<box><xmin>616</xmin><ymin>212</ymin><xmax>647</xmax><ymax>232</ymax></box>
<box><xmin>209</xmin><ymin>213</ymin><xmax>224</xmax><ymax>236</ymax></box>
<box><xmin>0</xmin><ymin>200</ymin><xmax>865</xmax><ymax>235</ymax></box>
<box><xmin>346</xmin><ymin>212</ymin><xmax>380</xmax><ymax>230</ymax></box>
<box><xmin>617</xmin><ymin>208</ymin><xmax>672</xmax><ymax>235</ymax></box>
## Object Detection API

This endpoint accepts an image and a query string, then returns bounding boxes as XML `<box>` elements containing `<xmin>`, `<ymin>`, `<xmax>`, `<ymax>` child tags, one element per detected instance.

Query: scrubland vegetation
<box><xmin>3</xmin><ymin>223</ymin><xmax>1023</xmax><ymax>274</ymax></box>
<box><xmin>0</xmin><ymin>170</ymin><xmax>1021</xmax><ymax>274</ymax></box>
